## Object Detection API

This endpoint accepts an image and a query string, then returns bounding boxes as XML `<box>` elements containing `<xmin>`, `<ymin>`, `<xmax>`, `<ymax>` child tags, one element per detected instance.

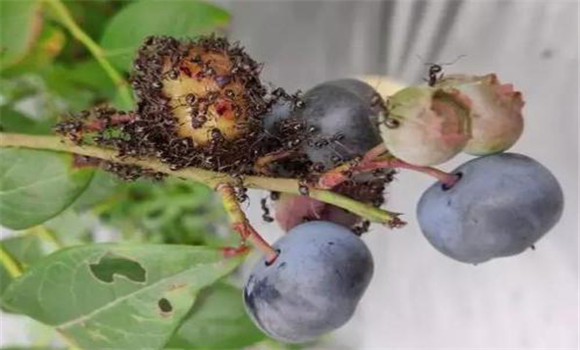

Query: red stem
<box><xmin>216</xmin><ymin>184</ymin><xmax>279</xmax><ymax>263</ymax></box>
<box><xmin>318</xmin><ymin>155</ymin><xmax>459</xmax><ymax>189</ymax></box>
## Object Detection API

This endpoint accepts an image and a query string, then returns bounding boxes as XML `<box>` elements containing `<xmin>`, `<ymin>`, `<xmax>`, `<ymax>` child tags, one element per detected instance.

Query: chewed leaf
<box><xmin>0</xmin><ymin>149</ymin><xmax>94</xmax><ymax>230</ymax></box>
<box><xmin>3</xmin><ymin>244</ymin><xmax>244</xmax><ymax>350</ymax></box>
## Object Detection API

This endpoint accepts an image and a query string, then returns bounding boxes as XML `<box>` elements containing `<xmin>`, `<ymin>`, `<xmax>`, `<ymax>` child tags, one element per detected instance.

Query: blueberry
<box><xmin>380</xmin><ymin>86</ymin><xmax>471</xmax><ymax>166</ymax></box>
<box><xmin>261</xmin><ymin>97</ymin><xmax>295</xmax><ymax>137</ymax></box>
<box><xmin>243</xmin><ymin>221</ymin><xmax>374</xmax><ymax>343</ymax></box>
<box><xmin>295</xmin><ymin>83</ymin><xmax>382</xmax><ymax>170</ymax></box>
<box><xmin>417</xmin><ymin>153</ymin><xmax>564</xmax><ymax>264</ymax></box>
<box><xmin>325</xmin><ymin>79</ymin><xmax>386</xmax><ymax>124</ymax></box>
<box><xmin>437</xmin><ymin>74</ymin><xmax>525</xmax><ymax>156</ymax></box>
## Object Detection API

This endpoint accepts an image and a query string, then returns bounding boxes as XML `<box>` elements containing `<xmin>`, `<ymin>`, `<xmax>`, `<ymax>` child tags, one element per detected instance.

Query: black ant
<box><xmin>208</xmin><ymin>128</ymin><xmax>223</xmax><ymax>148</ymax></box>
<box><xmin>427</xmin><ymin>64</ymin><xmax>443</xmax><ymax>86</ymax></box>
<box><xmin>298</xmin><ymin>179</ymin><xmax>310</xmax><ymax>196</ymax></box>
<box><xmin>417</xmin><ymin>54</ymin><xmax>466</xmax><ymax>87</ymax></box>
<box><xmin>311</xmin><ymin>162</ymin><xmax>325</xmax><ymax>173</ymax></box>
<box><xmin>236</xmin><ymin>187</ymin><xmax>249</xmax><ymax>203</ymax></box>
<box><xmin>185</xmin><ymin>93</ymin><xmax>196</xmax><ymax>105</ymax></box>
<box><xmin>191</xmin><ymin>114</ymin><xmax>207</xmax><ymax>129</ymax></box>
<box><xmin>353</xmin><ymin>220</ymin><xmax>371</xmax><ymax>235</ymax></box>
<box><xmin>232</xmin><ymin>174</ymin><xmax>249</xmax><ymax>203</ymax></box>
<box><xmin>260</xmin><ymin>197</ymin><xmax>274</xmax><ymax>223</ymax></box>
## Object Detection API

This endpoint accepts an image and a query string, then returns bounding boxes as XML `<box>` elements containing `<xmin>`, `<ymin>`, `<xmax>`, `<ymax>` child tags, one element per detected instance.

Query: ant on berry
<box><xmin>427</xmin><ymin>64</ymin><xmax>443</xmax><ymax>86</ymax></box>
<box><xmin>417</xmin><ymin>54</ymin><xmax>466</xmax><ymax>86</ymax></box>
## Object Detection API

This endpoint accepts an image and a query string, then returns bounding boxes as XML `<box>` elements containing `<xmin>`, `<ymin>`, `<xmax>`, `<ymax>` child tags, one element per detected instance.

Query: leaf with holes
<box><xmin>0</xmin><ymin>149</ymin><xmax>94</xmax><ymax>230</ymax></box>
<box><xmin>100</xmin><ymin>0</ymin><xmax>230</xmax><ymax>71</ymax></box>
<box><xmin>166</xmin><ymin>283</ymin><xmax>265</xmax><ymax>350</ymax></box>
<box><xmin>2</xmin><ymin>244</ymin><xmax>244</xmax><ymax>350</ymax></box>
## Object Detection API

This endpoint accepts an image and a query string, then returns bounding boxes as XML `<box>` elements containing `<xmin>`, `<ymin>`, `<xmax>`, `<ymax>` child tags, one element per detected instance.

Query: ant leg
<box><xmin>216</xmin><ymin>183</ymin><xmax>278</xmax><ymax>263</ymax></box>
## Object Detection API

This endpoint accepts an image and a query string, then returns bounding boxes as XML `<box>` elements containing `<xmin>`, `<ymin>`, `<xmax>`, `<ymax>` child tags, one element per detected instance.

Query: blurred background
<box><xmin>1</xmin><ymin>0</ymin><xmax>578</xmax><ymax>349</ymax></box>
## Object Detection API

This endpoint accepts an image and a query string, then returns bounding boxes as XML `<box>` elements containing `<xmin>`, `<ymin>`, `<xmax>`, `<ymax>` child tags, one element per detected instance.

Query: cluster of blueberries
<box><xmin>242</xmin><ymin>78</ymin><xmax>564</xmax><ymax>343</ymax></box>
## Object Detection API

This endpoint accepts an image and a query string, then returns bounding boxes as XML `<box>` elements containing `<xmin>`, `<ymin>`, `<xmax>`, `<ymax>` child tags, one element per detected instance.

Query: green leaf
<box><xmin>43</xmin><ymin>209</ymin><xmax>92</xmax><ymax>246</ymax></box>
<box><xmin>1</xmin><ymin>348</ymin><xmax>65</xmax><ymax>350</ymax></box>
<box><xmin>0</xmin><ymin>106</ymin><xmax>54</xmax><ymax>135</ymax></box>
<box><xmin>73</xmin><ymin>169</ymin><xmax>121</xmax><ymax>211</ymax></box>
<box><xmin>66</xmin><ymin>60</ymin><xmax>116</xmax><ymax>98</ymax></box>
<box><xmin>41</xmin><ymin>65</ymin><xmax>98</xmax><ymax>112</ymax></box>
<box><xmin>1</xmin><ymin>212</ymin><xmax>90</xmax><ymax>310</ymax></box>
<box><xmin>166</xmin><ymin>283</ymin><xmax>265</xmax><ymax>350</ymax></box>
<box><xmin>0</xmin><ymin>149</ymin><xmax>94</xmax><ymax>230</ymax></box>
<box><xmin>100</xmin><ymin>0</ymin><xmax>230</xmax><ymax>71</ymax></box>
<box><xmin>0</xmin><ymin>234</ymin><xmax>45</xmax><ymax>297</ymax></box>
<box><xmin>3</xmin><ymin>244</ymin><xmax>244</xmax><ymax>350</ymax></box>
<box><xmin>0</xmin><ymin>24</ymin><xmax>66</xmax><ymax>77</ymax></box>
<box><xmin>0</xmin><ymin>0</ymin><xmax>43</xmax><ymax>66</ymax></box>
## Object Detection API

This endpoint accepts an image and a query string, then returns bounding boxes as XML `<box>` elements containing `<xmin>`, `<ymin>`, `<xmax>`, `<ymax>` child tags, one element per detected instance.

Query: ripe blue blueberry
<box><xmin>243</xmin><ymin>221</ymin><xmax>374</xmax><ymax>343</ymax></box>
<box><xmin>261</xmin><ymin>97</ymin><xmax>295</xmax><ymax>137</ymax></box>
<box><xmin>296</xmin><ymin>83</ymin><xmax>382</xmax><ymax>170</ymax></box>
<box><xmin>417</xmin><ymin>153</ymin><xmax>564</xmax><ymax>264</ymax></box>
<box><xmin>325</xmin><ymin>79</ymin><xmax>386</xmax><ymax>124</ymax></box>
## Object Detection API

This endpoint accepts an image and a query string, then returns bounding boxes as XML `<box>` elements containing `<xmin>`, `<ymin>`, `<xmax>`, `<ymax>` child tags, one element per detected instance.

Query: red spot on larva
<box><xmin>180</xmin><ymin>65</ymin><xmax>192</xmax><ymax>77</ymax></box>
<box><xmin>215</xmin><ymin>100</ymin><xmax>230</xmax><ymax>116</ymax></box>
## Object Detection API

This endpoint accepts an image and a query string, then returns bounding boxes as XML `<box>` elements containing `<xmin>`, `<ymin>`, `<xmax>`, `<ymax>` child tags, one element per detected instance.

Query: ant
<box><xmin>236</xmin><ymin>187</ymin><xmax>249</xmax><ymax>203</ymax></box>
<box><xmin>207</xmin><ymin>128</ymin><xmax>223</xmax><ymax>150</ymax></box>
<box><xmin>260</xmin><ymin>197</ymin><xmax>274</xmax><ymax>223</ymax></box>
<box><xmin>232</xmin><ymin>174</ymin><xmax>249</xmax><ymax>203</ymax></box>
<box><xmin>427</xmin><ymin>64</ymin><xmax>443</xmax><ymax>86</ymax></box>
<box><xmin>417</xmin><ymin>54</ymin><xmax>466</xmax><ymax>87</ymax></box>
<box><xmin>270</xmin><ymin>191</ymin><xmax>280</xmax><ymax>201</ymax></box>
<box><xmin>298</xmin><ymin>179</ymin><xmax>310</xmax><ymax>196</ymax></box>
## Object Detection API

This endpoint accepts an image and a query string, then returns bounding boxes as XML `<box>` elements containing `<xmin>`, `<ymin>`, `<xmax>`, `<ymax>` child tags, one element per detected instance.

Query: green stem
<box><xmin>44</xmin><ymin>0</ymin><xmax>133</xmax><ymax>108</ymax></box>
<box><xmin>0</xmin><ymin>133</ymin><xmax>403</xmax><ymax>226</ymax></box>
<box><xmin>29</xmin><ymin>225</ymin><xmax>63</xmax><ymax>250</ymax></box>
<box><xmin>0</xmin><ymin>245</ymin><xmax>23</xmax><ymax>278</ymax></box>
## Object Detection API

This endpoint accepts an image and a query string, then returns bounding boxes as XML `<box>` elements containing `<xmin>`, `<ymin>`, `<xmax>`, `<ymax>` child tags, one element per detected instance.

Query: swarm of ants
<box><xmin>55</xmin><ymin>35</ymin><xmax>398</xmax><ymax>235</ymax></box>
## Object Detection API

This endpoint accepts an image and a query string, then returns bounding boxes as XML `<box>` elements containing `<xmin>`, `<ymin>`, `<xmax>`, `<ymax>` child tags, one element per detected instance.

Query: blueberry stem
<box><xmin>0</xmin><ymin>133</ymin><xmax>402</xmax><ymax>227</ymax></box>
<box><xmin>216</xmin><ymin>184</ymin><xmax>279</xmax><ymax>262</ymax></box>
<box><xmin>386</xmin><ymin>158</ymin><xmax>460</xmax><ymax>188</ymax></box>
<box><xmin>318</xmin><ymin>154</ymin><xmax>459</xmax><ymax>188</ymax></box>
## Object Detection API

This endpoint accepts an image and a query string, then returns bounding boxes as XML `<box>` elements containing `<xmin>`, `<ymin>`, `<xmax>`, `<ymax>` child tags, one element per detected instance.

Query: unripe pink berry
<box><xmin>380</xmin><ymin>86</ymin><xmax>471</xmax><ymax>166</ymax></box>
<box><xmin>436</xmin><ymin>73</ymin><xmax>524</xmax><ymax>155</ymax></box>
<box><xmin>273</xmin><ymin>194</ymin><xmax>359</xmax><ymax>232</ymax></box>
